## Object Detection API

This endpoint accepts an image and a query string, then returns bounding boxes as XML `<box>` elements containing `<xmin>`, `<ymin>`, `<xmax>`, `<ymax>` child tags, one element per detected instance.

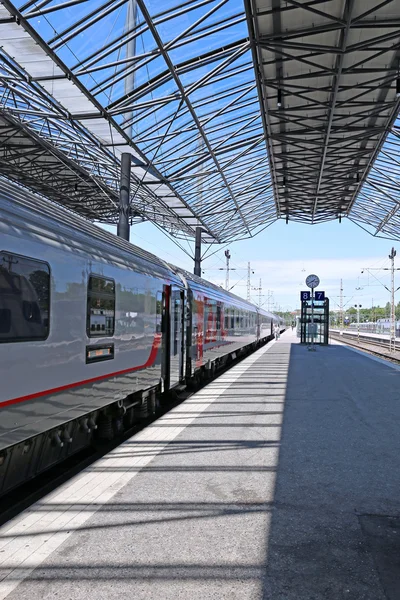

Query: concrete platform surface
<box><xmin>0</xmin><ymin>330</ymin><xmax>399</xmax><ymax>599</ymax></box>
<box><xmin>331</xmin><ymin>328</ymin><xmax>398</xmax><ymax>341</ymax></box>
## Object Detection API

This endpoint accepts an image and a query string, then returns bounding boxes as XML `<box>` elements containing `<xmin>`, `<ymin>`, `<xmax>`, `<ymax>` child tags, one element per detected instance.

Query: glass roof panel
<box><xmin>350</xmin><ymin>115</ymin><xmax>400</xmax><ymax>240</ymax></box>
<box><xmin>11</xmin><ymin>0</ymin><xmax>276</xmax><ymax>242</ymax></box>
<box><xmin>1</xmin><ymin>0</ymin><xmax>399</xmax><ymax>244</ymax></box>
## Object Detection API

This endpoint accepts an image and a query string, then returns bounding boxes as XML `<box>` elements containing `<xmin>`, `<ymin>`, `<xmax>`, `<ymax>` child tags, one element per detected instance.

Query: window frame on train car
<box><xmin>156</xmin><ymin>290</ymin><xmax>163</xmax><ymax>334</ymax></box>
<box><xmin>86</xmin><ymin>274</ymin><xmax>116</xmax><ymax>338</ymax></box>
<box><xmin>224</xmin><ymin>306</ymin><xmax>229</xmax><ymax>331</ymax></box>
<box><xmin>172</xmin><ymin>292</ymin><xmax>181</xmax><ymax>355</ymax></box>
<box><xmin>216</xmin><ymin>303</ymin><xmax>221</xmax><ymax>331</ymax></box>
<box><xmin>0</xmin><ymin>251</ymin><xmax>51</xmax><ymax>343</ymax></box>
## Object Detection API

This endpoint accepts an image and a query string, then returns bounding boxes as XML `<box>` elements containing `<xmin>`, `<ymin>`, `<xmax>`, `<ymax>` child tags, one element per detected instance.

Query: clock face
<box><xmin>306</xmin><ymin>274</ymin><xmax>320</xmax><ymax>289</ymax></box>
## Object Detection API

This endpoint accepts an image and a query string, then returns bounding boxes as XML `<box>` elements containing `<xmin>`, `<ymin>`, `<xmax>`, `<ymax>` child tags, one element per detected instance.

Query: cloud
<box><xmin>221</xmin><ymin>257</ymin><xmax>392</xmax><ymax>309</ymax></box>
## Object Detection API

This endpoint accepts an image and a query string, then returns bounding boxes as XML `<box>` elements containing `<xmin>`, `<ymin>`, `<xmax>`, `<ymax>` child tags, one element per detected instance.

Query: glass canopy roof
<box><xmin>349</xmin><ymin>117</ymin><xmax>400</xmax><ymax>239</ymax></box>
<box><xmin>0</xmin><ymin>0</ymin><xmax>400</xmax><ymax>243</ymax></box>
<box><xmin>0</xmin><ymin>0</ymin><xmax>276</xmax><ymax>243</ymax></box>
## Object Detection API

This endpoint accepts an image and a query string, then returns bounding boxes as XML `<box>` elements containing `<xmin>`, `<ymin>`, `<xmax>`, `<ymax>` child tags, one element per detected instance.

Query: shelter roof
<box><xmin>0</xmin><ymin>0</ymin><xmax>399</xmax><ymax>242</ymax></box>
<box><xmin>0</xmin><ymin>0</ymin><xmax>276</xmax><ymax>243</ymax></box>
<box><xmin>247</xmin><ymin>0</ymin><xmax>400</xmax><ymax>226</ymax></box>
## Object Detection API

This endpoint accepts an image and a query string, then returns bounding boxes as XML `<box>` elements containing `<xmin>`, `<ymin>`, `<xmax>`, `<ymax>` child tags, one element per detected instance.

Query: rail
<box><xmin>330</xmin><ymin>330</ymin><xmax>400</xmax><ymax>364</ymax></box>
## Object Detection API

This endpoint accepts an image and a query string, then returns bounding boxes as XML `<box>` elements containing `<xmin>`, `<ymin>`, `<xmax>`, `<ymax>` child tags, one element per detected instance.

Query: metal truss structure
<box><xmin>246</xmin><ymin>0</ymin><xmax>400</xmax><ymax>230</ymax></box>
<box><xmin>349</xmin><ymin>116</ymin><xmax>400</xmax><ymax>239</ymax></box>
<box><xmin>0</xmin><ymin>4</ymin><xmax>217</xmax><ymax>242</ymax></box>
<box><xmin>0</xmin><ymin>0</ymin><xmax>276</xmax><ymax>244</ymax></box>
<box><xmin>0</xmin><ymin>60</ymin><xmax>216</xmax><ymax>242</ymax></box>
<box><xmin>0</xmin><ymin>0</ymin><xmax>400</xmax><ymax>244</ymax></box>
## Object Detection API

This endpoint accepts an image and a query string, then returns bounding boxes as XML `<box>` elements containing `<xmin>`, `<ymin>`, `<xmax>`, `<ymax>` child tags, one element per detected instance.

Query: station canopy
<box><xmin>0</xmin><ymin>0</ymin><xmax>400</xmax><ymax>244</ymax></box>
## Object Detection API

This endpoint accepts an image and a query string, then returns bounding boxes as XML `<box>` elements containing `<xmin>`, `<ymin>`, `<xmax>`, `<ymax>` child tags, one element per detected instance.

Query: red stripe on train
<box><xmin>0</xmin><ymin>334</ymin><xmax>162</xmax><ymax>409</ymax></box>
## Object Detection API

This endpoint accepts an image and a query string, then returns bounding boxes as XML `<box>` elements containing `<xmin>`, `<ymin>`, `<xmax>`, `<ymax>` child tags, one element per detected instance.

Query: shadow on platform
<box><xmin>2</xmin><ymin>338</ymin><xmax>400</xmax><ymax>600</ymax></box>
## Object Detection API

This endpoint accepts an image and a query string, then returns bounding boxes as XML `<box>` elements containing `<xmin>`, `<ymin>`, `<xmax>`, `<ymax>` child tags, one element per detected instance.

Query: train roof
<box><xmin>172</xmin><ymin>265</ymin><xmax>280</xmax><ymax>320</ymax></box>
<box><xmin>0</xmin><ymin>178</ymin><xmax>178</xmax><ymax>280</ymax></box>
<box><xmin>1</xmin><ymin>178</ymin><xmax>282</xmax><ymax>321</ymax></box>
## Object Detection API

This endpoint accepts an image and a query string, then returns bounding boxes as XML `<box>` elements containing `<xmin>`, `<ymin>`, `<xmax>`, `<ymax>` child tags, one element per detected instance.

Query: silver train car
<box><xmin>0</xmin><ymin>179</ymin><xmax>283</xmax><ymax>496</ymax></box>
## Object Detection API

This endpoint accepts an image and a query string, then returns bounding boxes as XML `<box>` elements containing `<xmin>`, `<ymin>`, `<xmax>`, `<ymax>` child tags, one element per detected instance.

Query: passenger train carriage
<box><xmin>0</xmin><ymin>179</ymin><xmax>283</xmax><ymax>496</ymax></box>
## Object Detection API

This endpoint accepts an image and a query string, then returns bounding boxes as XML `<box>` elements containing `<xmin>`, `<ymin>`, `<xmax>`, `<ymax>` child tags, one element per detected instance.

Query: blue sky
<box><xmin>24</xmin><ymin>0</ymin><xmax>400</xmax><ymax>314</ymax></box>
<box><xmin>101</xmin><ymin>216</ymin><xmax>399</xmax><ymax>313</ymax></box>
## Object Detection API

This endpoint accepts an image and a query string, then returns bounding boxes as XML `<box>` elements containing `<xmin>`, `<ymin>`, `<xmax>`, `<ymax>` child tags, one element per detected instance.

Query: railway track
<box><xmin>330</xmin><ymin>331</ymin><xmax>400</xmax><ymax>364</ymax></box>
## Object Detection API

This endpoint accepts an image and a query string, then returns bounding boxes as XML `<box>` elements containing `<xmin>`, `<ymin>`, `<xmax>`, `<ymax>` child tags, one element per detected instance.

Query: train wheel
<box><xmin>96</xmin><ymin>413</ymin><xmax>114</xmax><ymax>442</ymax></box>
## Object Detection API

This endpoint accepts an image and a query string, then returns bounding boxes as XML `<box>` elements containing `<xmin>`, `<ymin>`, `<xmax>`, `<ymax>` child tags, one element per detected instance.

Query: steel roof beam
<box><xmin>311</xmin><ymin>0</ymin><xmax>352</xmax><ymax>219</ymax></box>
<box><xmin>3</xmin><ymin>0</ymin><xmax>400</xmax><ymax>241</ymax></box>
<box><xmin>136</xmin><ymin>0</ymin><xmax>252</xmax><ymax>236</ymax></box>
<box><xmin>1</xmin><ymin>1</ymin><xmax>220</xmax><ymax>242</ymax></box>
<box><xmin>244</xmin><ymin>0</ymin><xmax>281</xmax><ymax>217</ymax></box>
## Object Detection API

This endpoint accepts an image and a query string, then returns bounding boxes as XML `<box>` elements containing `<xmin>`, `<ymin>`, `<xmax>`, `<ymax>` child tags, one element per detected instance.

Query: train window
<box><xmin>204</xmin><ymin>300</ymin><xmax>209</xmax><ymax>338</ymax></box>
<box><xmin>87</xmin><ymin>275</ymin><xmax>115</xmax><ymax>337</ymax></box>
<box><xmin>173</xmin><ymin>297</ymin><xmax>180</xmax><ymax>355</ymax></box>
<box><xmin>0</xmin><ymin>252</ymin><xmax>50</xmax><ymax>342</ymax></box>
<box><xmin>156</xmin><ymin>291</ymin><xmax>163</xmax><ymax>334</ymax></box>
<box><xmin>216</xmin><ymin>305</ymin><xmax>221</xmax><ymax>331</ymax></box>
<box><xmin>224</xmin><ymin>306</ymin><xmax>229</xmax><ymax>330</ymax></box>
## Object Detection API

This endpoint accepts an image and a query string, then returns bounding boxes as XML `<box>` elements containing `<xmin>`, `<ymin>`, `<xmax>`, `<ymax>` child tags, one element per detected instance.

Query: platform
<box><xmin>0</xmin><ymin>330</ymin><xmax>400</xmax><ymax>600</ymax></box>
<box><xmin>331</xmin><ymin>328</ymin><xmax>397</xmax><ymax>340</ymax></box>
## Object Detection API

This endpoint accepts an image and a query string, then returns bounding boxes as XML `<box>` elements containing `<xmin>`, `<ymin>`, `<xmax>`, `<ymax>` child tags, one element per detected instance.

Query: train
<box><xmin>348</xmin><ymin>320</ymin><xmax>400</xmax><ymax>337</ymax></box>
<box><xmin>0</xmin><ymin>178</ymin><xmax>283</xmax><ymax>496</ymax></box>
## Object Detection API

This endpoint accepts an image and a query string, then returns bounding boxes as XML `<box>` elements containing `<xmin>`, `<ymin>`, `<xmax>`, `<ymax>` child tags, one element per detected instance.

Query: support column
<box><xmin>339</xmin><ymin>279</ymin><xmax>344</xmax><ymax>333</ymax></box>
<box><xmin>194</xmin><ymin>226</ymin><xmax>202</xmax><ymax>276</ymax></box>
<box><xmin>125</xmin><ymin>0</ymin><xmax>137</xmax><ymax>138</ymax></box>
<box><xmin>389</xmin><ymin>247</ymin><xmax>396</xmax><ymax>352</ymax></box>
<box><xmin>117</xmin><ymin>152</ymin><xmax>131</xmax><ymax>241</ymax></box>
<box><xmin>225</xmin><ymin>249</ymin><xmax>231</xmax><ymax>290</ymax></box>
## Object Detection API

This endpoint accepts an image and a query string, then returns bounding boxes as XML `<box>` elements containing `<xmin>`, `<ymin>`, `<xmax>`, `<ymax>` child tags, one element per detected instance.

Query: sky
<box><xmin>101</xmin><ymin>215</ymin><xmax>399</xmax><ymax>314</ymax></box>
<box><xmin>22</xmin><ymin>0</ymin><xmax>400</xmax><ymax>316</ymax></box>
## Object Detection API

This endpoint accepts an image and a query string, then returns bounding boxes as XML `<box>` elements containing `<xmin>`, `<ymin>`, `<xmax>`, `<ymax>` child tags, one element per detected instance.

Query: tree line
<box><xmin>330</xmin><ymin>302</ymin><xmax>400</xmax><ymax>323</ymax></box>
<box><xmin>275</xmin><ymin>302</ymin><xmax>400</xmax><ymax>326</ymax></box>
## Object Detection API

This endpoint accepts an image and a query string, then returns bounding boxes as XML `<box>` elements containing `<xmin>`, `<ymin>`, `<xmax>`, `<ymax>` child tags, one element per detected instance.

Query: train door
<box><xmin>216</xmin><ymin>302</ymin><xmax>222</xmax><ymax>342</ymax></box>
<box><xmin>170</xmin><ymin>286</ymin><xmax>185</xmax><ymax>387</ymax></box>
<box><xmin>160</xmin><ymin>286</ymin><xmax>170</xmax><ymax>392</ymax></box>
<box><xmin>185</xmin><ymin>287</ymin><xmax>194</xmax><ymax>379</ymax></box>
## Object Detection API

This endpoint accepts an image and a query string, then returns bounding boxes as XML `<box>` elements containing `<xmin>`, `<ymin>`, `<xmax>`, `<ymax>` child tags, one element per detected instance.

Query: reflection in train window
<box><xmin>87</xmin><ymin>275</ymin><xmax>115</xmax><ymax>337</ymax></box>
<box><xmin>0</xmin><ymin>252</ymin><xmax>50</xmax><ymax>342</ymax></box>
<box><xmin>156</xmin><ymin>291</ymin><xmax>163</xmax><ymax>334</ymax></box>
<box><xmin>173</xmin><ymin>297</ymin><xmax>180</xmax><ymax>355</ymax></box>
<box><xmin>216</xmin><ymin>305</ymin><xmax>221</xmax><ymax>331</ymax></box>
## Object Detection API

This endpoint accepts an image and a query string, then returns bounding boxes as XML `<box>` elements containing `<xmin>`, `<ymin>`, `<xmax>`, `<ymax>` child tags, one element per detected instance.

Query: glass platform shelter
<box><xmin>300</xmin><ymin>297</ymin><xmax>330</xmax><ymax>345</ymax></box>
